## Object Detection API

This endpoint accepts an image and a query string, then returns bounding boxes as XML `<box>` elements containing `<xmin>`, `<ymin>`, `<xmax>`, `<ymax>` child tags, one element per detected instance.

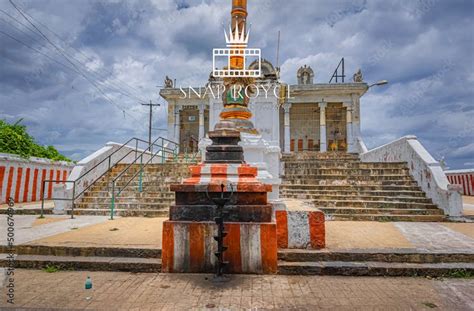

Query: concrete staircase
<box><xmin>72</xmin><ymin>162</ymin><xmax>192</xmax><ymax>217</ymax></box>
<box><xmin>280</xmin><ymin>152</ymin><xmax>445</xmax><ymax>221</ymax></box>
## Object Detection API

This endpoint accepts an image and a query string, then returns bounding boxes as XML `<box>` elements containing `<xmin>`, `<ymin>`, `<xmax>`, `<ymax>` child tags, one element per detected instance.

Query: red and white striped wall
<box><xmin>275</xmin><ymin>210</ymin><xmax>325</xmax><ymax>249</ymax></box>
<box><xmin>162</xmin><ymin>221</ymin><xmax>278</xmax><ymax>274</ymax></box>
<box><xmin>0</xmin><ymin>154</ymin><xmax>74</xmax><ymax>204</ymax></box>
<box><xmin>445</xmin><ymin>169</ymin><xmax>474</xmax><ymax>196</ymax></box>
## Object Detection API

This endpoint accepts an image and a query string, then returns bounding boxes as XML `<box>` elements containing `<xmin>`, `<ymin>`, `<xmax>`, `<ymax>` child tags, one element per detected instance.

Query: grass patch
<box><xmin>43</xmin><ymin>265</ymin><xmax>60</xmax><ymax>273</ymax></box>
<box><xmin>444</xmin><ymin>269</ymin><xmax>473</xmax><ymax>278</ymax></box>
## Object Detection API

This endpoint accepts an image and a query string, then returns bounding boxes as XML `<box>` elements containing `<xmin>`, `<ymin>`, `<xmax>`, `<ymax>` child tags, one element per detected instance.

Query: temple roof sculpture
<box><xmin>297</xmin><ymin>65</ymin><xmax>314</xmax><ymax>85</ymax></box>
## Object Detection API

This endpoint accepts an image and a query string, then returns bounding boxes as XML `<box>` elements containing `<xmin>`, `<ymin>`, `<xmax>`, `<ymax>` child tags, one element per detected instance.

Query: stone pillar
<box><xmin>198</xmin><ymin>104</ymin><xmax>205</xmax><ymax>140</ymax></box>
<box><xmin>283</xmin><ymin>103</ymin><xmax>291</xmax><ymax>153</ymax></box>
<box><xmin>174</xmin><ymin>106</ymin><xmax>182</xmax><ymax>150</ymax></box>
<box><xmin>344</xmin><ymin>103</ymin><xmax>354</xmax><ymax>152</ymax></box>
<box><xmin>319</xmin><ymin>102</ymin><xmax>327</xmax><ymax>152</ymax></box>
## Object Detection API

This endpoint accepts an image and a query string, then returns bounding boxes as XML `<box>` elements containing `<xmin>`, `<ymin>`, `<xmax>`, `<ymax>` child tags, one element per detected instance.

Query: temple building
<box><xmin>160</xmin><ymin>62</ymin><xmax>368</xmax><ymax>154</ymax></box>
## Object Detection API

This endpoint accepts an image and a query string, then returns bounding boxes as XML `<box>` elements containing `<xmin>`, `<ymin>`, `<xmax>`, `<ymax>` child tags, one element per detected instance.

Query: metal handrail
<box><xmin>109</xmin><ymin>138</ymin><xmax>178</xmax><ymax>219</ymax></box>
<box><xmin>40</xmin><ymin>136</ymin><xmax>179</xmax><ymax>218</ymax></box>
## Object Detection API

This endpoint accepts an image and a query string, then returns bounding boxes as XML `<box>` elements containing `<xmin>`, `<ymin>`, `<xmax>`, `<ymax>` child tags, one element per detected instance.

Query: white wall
<box><xmin>360</xmin><ymin>136</ymin><xmax>463</xmax><ymax>216</ymax></box>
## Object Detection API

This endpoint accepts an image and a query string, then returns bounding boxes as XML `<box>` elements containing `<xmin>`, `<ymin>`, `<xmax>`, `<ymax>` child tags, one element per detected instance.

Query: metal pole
<box><xmin>40</xmin><ymin>180</ymin><xmax>45</xmax><ymax>218</ymax></box>
<box><xmin>135</xmin><ymin>139</ymin><xmax>138</xmax><ymax>158</ymax></box>
<box><xmin>110</xmin><ymin>182</ymin><xmax>115</xmax><ymax>220</ymax></box>
<box><xmin>139</xmin><ymin>154</ymin><xmax>143</xmax><ymax>193</ymax></box>
<box><xmin>161</xmin><ymin>145</ymin><xmax>165</xmax><ymax>164</ymax></box>
<box><xmin>71</xmin><ymin>181</ymin><xmax>76</xmax><ymax>219</ymax></box>
<box><xmin>148</xmin><ymin>100</ymin><xmax>152</xmax><ymax>152</ymax></box>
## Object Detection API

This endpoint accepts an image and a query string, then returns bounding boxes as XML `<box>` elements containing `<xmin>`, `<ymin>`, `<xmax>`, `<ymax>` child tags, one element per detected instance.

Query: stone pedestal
<box><xmin>199</xmin><ymin>133</ymin><xmax>281</xmax><ymax>201</ymax></box>
<box><xmin>162</xmin><ymin>121</ymin><xmax>278</xmax><ymax>274</ymax></box>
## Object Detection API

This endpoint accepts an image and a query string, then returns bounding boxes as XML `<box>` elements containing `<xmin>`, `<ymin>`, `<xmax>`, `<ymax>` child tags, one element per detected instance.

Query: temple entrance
<box><xmin>289</xmin><ymin>103</ymin><xmax>320</xmax><ymax>152</ymax></box>
<box><xmin>180</xmin><ymin>107</ymin><xmax>199</xmax><ymax>153</ymax></box>
<box><xmin>326</xmin><ymin>103</ymin><xmax>347</xmax><ymax>152</ymax></box>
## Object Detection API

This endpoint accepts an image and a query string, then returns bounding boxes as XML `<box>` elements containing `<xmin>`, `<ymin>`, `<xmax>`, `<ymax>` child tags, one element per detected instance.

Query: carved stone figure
<box><xmin>297</xmin><ymin>65</ymin><xmax>314</xmax><ymax>85</ymax></box>
<box><xmin>353</xmin><ymin>69</ymin><xmax>363</xmax><ymax>82</ymax></box>
<box><xmin>164</xmin><ymin>76</ymin><xmax>173</xmax><ymax>88</ymax></box>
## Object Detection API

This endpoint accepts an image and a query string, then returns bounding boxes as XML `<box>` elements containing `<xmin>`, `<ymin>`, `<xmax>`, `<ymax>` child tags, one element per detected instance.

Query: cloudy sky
<box><xmin>0</xmin><ymin>0</ymin><xmax>473</xmax><ymax>169</ymax></box>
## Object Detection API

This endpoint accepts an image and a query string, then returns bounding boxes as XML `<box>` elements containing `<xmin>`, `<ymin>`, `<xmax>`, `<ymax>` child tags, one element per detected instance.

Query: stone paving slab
<box><xmin>0</xmin><ymin>270</ymin><xmax>472</xmax><ymax>310</ymax></box>
<box><xmin>442</xmin><ymin>223</ymin><xmax>474</xmax><ymax>240</ymax></box>
<box><xmin>394</xmin><ymin>222</ymin><xmax>474</xmax><ymax>252</ymax></box>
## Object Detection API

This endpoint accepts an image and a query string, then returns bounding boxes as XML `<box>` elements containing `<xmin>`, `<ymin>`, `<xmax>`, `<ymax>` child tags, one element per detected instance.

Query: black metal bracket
<box><xmin>206</xmin><ymin>183</ymin><xmax>234</xmax><ymax>278</ymax></box>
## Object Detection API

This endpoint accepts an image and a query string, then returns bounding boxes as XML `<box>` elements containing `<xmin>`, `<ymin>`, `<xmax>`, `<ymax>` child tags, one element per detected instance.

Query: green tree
<box><xmin>0</xmin><ymin>119</ymin><xmax>71</xmax><ymax>162</ymax></box>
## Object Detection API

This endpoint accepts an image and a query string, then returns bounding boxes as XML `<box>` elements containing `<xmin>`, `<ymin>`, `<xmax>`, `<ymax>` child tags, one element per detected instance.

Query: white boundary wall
<box><xmin>445</xmin><ymin>169</ymin><xmax>474</xmax><ymax>196</ymax></box>
<box><xmin>0</xmin><ymin>153</ymin><xmax>74</xmax><ymax>204</ymax></box>
<box><xmin>359</xmin><ymin>136</ymin><xmax>463</xmax><ymax>216</ymax></box>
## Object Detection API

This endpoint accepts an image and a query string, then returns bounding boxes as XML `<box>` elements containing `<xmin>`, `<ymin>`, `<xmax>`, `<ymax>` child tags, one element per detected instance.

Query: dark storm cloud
<box><xmin>0</xmin><ymin>0</ymin><xmax>472</xmax><ymax>169</ymax></box>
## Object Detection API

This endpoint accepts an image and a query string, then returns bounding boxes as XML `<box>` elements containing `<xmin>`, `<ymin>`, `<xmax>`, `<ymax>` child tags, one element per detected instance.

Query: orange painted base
<box><xmin>275</xmin><ymin>210</ymin><xmax>325</xmax><ymax>249</ymax></box>
<box><xmin>162</xmin><ymin>221</ymin><xmax>277</xmax><ymax>274</ymax></box>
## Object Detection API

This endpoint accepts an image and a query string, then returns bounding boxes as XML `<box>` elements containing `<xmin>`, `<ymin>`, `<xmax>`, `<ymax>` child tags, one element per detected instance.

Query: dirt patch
<box><xmin>326</xmin><ymin>221</ymin><xmax>414</xmax><ymax>249</ymax></box>
<box><xmin>29</xmin><ymin>217</ymin><xmax>166</xmax><ymax>249</ymax></box>
<box><xmin>32</xmin><ymin>217</ymin><xmax>68</xmax><ymax>227</ymax></box>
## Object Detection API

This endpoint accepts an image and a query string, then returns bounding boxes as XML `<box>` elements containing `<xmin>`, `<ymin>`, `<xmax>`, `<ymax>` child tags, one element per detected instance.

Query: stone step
<box><xmin>0</xmin><ymin>207</ymin><xmax>53</xmax><ymax>215</ymax></box>
<box><xmin>284</xmin><ymin>168</ymin><xmax>410</xmax><ymax>176</ymax></box>
<box><xmin>277</xmin><ymin>261</ymin><xmax>474</xmax><ymax>276</ymax></box>
<box><xmin>283</xmin><ymin>162</ymin><xmax>408</xmax><ymax>169</ymax></box>
<box><xmin>74</xmin><ymin>202</ymin><xmax>170</xmax><ymax>209</ymax></box>
<box><xmin>277</xmin><ymin>249</ymin><xmax>474</xmax><ymax>263</ymax></box>
<box><xmin>319</xmin><ymin>207</ymin><xmax>444</xmax><ymax>216</ymax></box>
<box><xmin>283</xmin><ymin>174</ymin><xmax>414</xmax><ymax>181</ymax></box>
<box><xmin>0</xmin><ymin>254</ymin><xmax>161</xmax><ymax>273</ymax></box>
<box><xmin>0</xmin><ymin>245</ymin><xmax>161</xmax><ymax>259</ymax></box>
<box><xmin>281</xmin><ymin>194</ymin><xmax>432</xmax><ymax>203</ymax></box>
<box><xmin>79</xmin><ymin>198</ymin><xmax>174</xmax><ymax>205</ymax></box>
<box><xmin>83</xmin><ymin>191</ymin><xmax>174</xmax><ymax>198</ymax></box>
<box><xmin>93</xmin><ymin>180</ymin><xmax>183</xmax><ymax>188</ymax></box>
<box><xmin>283</xmin><ymin>180</ymin><xmax>419</xmax><ymax>186</ymax></box>
<box><xmin>327</xmin><ymin>214</ymin><xmax>445</xmax><ymax>221</ymax></box>
<box><xmin>67</xmin><ymin>208</ymin><xmax>168</xmax><ymax>217</ymax></box>
<box><xmin>311</xmin><ymin>200</ymin><xmax>438</xmax><ymax>209</ymax></box>
<box><xmin>280</xmin><ymin>184</ymin><xmax>422</xmax><ymax>191</ymax></box>
<box><xmin>280</xmin><ymin>189</ymin><xmax>426</xmax><ymax>197</ymax></box>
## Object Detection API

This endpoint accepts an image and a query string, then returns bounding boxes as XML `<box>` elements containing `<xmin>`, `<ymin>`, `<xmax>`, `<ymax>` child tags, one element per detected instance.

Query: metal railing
<box><xmin>40</xmin><ymin>137</ymin><xmax>179</xmax><ymax>218</ymax></box>
<box><xmin>109</xmin><ymin>137</ymin><xmax>178</xmax><ymax>219</ymax></box>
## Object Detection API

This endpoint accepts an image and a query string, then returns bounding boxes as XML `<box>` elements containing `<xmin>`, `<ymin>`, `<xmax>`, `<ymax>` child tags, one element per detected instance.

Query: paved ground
<box><xmin>0</xmin><ymin>270</ymin><xmax>472</xmax><ymax>310</ymax></box>
<box><xmin>1</xmin><ymin>216</ymin><xmax>474</xmax><ymax>252</ymax></box>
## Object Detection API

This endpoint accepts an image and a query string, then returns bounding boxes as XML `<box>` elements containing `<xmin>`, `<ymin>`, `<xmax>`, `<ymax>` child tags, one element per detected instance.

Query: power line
<box><xmin>0</xmin><ymin>6</ymin><xmax>149</xmax><ymax>103</ymax></box>
<box><xmin>0</xmin><ymin>28</ymin><xmax>143</xmax><ymax>125</ymax></box>
<box><xmin>0</xmin><ymin>10</ymin><xmax>149</xmax><ymax>105</ymax></box>
<box><xmin>7</xmin><ymin>0</ymin><xmax>146</xmax><ymax>126</ymax></box>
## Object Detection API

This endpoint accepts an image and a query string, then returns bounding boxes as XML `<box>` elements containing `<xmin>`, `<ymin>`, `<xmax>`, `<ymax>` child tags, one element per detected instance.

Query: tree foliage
<box><xmin>0</xmin><ymin>119</ymin><xmax>71</xmax><ymax>162</ymax></box>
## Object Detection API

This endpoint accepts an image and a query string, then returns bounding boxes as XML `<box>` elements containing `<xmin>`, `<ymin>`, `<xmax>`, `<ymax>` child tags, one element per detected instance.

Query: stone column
<box><xmin>283</xmin><ymin>103</ymin><xmax>291</xmax><ymax>153</ymax></box>
<box><xmin>198</xmin><ymin>104</ymin><xmax>205</xmax><ymax>140</ymax></box>
<box><xmin>343</xmin><ymin>103</ymin><xmax>354</xmax><ymax>152</ymax></box>
<box><xmin>319</xmin><ymin>102</ymin><xmax>327</xmax><ymax>152</ymax></box>
<box><xmin>174</xmin><ymin>106</ymin><xmax>182</xmax><ymax>151</ymax></box>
